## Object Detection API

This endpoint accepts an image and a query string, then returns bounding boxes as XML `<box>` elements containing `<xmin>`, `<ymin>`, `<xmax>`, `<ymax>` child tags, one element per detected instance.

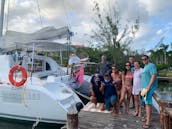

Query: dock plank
<box><xmin>78</xmin><ymin>108</ymin><xmax>161</xmax><ymax>129</ymax></box>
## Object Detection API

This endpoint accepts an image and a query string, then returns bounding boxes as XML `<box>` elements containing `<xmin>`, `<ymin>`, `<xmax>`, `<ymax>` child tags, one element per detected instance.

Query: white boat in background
<box><xmin>0</xmin><ymin>0</ymin><xmax>90</xmax><ymax>124</ymax></box>
<box><xmin>0</xmin><ymin>51</ymin><xmax>89</xmax><ymax>124</ymax></box>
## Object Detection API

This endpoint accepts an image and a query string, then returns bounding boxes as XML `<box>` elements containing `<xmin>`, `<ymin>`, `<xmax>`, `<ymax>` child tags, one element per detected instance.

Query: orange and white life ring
<box><xmin>8</xmin><ymin>65</ymin><xmax>27</xmax><ymax>87</ymax></box>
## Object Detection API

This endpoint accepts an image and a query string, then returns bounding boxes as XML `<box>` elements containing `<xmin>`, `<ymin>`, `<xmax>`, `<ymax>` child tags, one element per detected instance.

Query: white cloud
<box><xmin>71</xmin><ymin>21</ymin><xmax>96</xmax><ymax>45</ymax></box>
<box><xmin>139</xmin><ymin>0</ymin><xmax>172</xmax><ymax>16</ymax></box>
<box><xmin>19</xmin><ymin>1</ymin><xmax>33</xmax><ymax>8</ymax></box>
<box><xmin>157</xmin><ymin>29</ymin><xmax>162</xmax><ymax>35</ymax></box>
<box><xmin>2</xmin><ymin>0</ymin><xmax>172</xmax><ymax>51</ymax></box>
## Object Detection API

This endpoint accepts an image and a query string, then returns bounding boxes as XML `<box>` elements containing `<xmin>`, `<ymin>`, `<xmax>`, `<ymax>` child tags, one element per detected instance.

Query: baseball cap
<box><xmin>104</xmin><ymin>72</ymin><xmax>110</xmax><ymax>76</ymax></box>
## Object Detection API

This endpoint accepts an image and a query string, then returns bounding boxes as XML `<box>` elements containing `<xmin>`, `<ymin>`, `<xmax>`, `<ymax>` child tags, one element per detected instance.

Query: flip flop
<box><xmin>133</xmin><ymin>112</ymin><xmax>138</xmax><ymax>117</ymax></box>
<box><xmin>143</xmin><ymin>124</ymin><xmax>150</xmax><ymax>129</ymax></box>
<box><xmin>138</xmin><ymin>114</ymin><xmax>141</xmax><ymax>117</ymax></box>
<box><xmin>141</xmin><ymin>117</ymin><xmax>146</xmax><ymax>122</ymax></box>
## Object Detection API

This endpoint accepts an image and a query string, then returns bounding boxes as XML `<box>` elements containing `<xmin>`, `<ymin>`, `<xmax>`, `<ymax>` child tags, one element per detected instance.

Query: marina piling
<box><xmin>164</xmin><ymin>108</ymin><xmax>172</xmax><ymax>129</ymax></box>
<box><xmin>66</xmin><ymin>113</ymin><xmax>78</xmax><ymax>129</ymax></box>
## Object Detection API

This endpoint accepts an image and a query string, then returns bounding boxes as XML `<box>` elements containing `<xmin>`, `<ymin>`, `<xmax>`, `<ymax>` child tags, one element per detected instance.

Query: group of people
<box><xmin>89</xmin><ymin>55</ymin><xmax>158</xmax><ymax>129</ymax></box>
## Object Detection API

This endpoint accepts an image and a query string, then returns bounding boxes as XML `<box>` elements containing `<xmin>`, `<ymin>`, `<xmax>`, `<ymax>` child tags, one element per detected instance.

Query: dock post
<box><xmin>67</xmin><ymin>113</ymin><xmax>78</xmax><ymax>129</ymax></box>
<box><xmin>163</xmin><ymin>111</ymin><xmax>169</xmax><ymax>129</ymax></box>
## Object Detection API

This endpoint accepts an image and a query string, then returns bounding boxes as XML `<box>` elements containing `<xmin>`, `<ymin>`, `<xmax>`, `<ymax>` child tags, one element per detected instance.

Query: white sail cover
<box><xmin>0</xmin><ymin>26</ymin><xmax>74</xmax><ymax>52</ymax></box>
<box><xmin>15</xmin><ymin>41</ymin><xmax>75</xmax><ymax>52</ymax></box>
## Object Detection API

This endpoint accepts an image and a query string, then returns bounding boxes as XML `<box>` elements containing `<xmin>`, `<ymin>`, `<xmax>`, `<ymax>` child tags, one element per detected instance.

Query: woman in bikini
<box><xmin>119</xmin><ymin>62</ymin><xmax>133</xmax><ymax>114</ymax></box>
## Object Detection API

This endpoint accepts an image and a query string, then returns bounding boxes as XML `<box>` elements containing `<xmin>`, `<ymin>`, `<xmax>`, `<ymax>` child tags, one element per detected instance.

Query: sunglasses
<box><xmin>141</xmin><ymin>58</ymin><xmax>147</xmax><ymax>61</ymax></box>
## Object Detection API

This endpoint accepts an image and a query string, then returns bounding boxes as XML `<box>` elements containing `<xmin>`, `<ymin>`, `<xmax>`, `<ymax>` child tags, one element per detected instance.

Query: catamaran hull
<box><xmin>0</xmin><ymin>113</ymin><xmax>66</xmax><ymax>124</ymax></box>
<box><xmin>0</xmin><ymin>83</ymin><xmax>82</xmax><ymax>124</ymax></box>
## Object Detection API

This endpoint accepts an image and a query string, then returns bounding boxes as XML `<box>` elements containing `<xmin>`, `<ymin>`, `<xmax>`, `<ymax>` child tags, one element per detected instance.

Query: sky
<box><xmin>2</xmin><ymin>0</ymin><xmax>172</xmax><ymax>52</ymax></box>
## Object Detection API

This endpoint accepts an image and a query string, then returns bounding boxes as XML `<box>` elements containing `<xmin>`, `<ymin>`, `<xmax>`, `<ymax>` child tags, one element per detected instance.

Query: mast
<box><xmin>0</xmin><ymin>0</ymin><xmax>5</xmax><ymax>36</ymax></box>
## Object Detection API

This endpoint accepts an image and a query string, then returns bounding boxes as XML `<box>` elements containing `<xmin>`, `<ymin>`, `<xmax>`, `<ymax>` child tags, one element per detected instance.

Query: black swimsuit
<box><xmin>92</xmin><ymin>83</ymin><xmax>104</xmax><ymax>103</ymax></box>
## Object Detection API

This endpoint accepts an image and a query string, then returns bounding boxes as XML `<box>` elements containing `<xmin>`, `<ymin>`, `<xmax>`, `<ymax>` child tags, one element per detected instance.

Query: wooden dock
<box><xmin>78</xmin><ymin>107</ymin><xmax>161</xmax><ymax>129</ymax></box>
<box><xmin>158</xmin><ymin>76</ymin><xmax>172</xmax><ymax>82</ymax></box>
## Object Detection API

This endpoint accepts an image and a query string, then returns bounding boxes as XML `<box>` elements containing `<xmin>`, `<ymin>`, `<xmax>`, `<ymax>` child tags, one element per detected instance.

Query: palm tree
<box><xmin>149</xmin><ymin>44</ymin><xmax>169</xmax><ymax>64</ymax></box>
<box><xmin>159</xmin><ymin>44</ymin><xmax>169</xmax><ymax>64</ymax></box>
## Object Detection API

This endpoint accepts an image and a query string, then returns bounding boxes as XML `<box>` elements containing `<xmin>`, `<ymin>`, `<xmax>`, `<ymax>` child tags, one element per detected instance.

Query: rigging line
<box><xmin>0</xmin><ymin>0</ymin><xmax>5</xmax><ymax>36</ymax></box>
<box><xmin>35</xmin><ymin>0</ymin><xmax>43</xmax><ymax>28</ymax></box>
<box><xmin>62</xmin><ymin>0</ymin><xmax>71</xmax><ymax>29</ymax></box>
<box><xmin>62</xmin><ymin>0</ymin><xmax>72</xmax><ymax>61</ymax></box>
<box><xmin>5</xmin><ymin>0</ymin><xmax>10</xmax><ymax>32</ymax></box>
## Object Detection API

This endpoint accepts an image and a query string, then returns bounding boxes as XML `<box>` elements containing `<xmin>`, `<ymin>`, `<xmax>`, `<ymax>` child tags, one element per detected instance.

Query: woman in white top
<box><xmin>132</xmin><ymin>61</ymin><xmax>142</xmax><ymax>117</ymax></box>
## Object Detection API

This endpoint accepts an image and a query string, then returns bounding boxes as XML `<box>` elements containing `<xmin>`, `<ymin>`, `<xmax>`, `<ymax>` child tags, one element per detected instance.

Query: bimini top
<box><xmin>0</xmin><ymin>26</ymin><xmax>75</xmax><ymax>52</ymax></box>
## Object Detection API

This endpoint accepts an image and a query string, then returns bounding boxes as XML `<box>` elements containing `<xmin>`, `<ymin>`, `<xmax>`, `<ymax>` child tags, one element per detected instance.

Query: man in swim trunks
<box><xmin>141</xmin><ymin>55</ymin><xmax>158</xmax><ymax>128</ymax></box>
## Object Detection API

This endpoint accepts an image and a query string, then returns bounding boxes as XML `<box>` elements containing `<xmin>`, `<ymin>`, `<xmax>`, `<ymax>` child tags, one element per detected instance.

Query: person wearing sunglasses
<box><xmin>141</xmin><ymin>55</ymin><xmax>158</xmax><ymax>129</ymax></box>
<box><xmin>119</xmin><ymin>62</ymin><xmax>133</xmax><ymax>114</ymax></box>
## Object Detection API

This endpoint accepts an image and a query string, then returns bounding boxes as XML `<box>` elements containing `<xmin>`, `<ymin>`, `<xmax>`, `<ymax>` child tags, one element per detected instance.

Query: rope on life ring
<box><xmin>8</xmin><ymin>65</ymin><xmax>27</xmax><ymax>87</ymax></box>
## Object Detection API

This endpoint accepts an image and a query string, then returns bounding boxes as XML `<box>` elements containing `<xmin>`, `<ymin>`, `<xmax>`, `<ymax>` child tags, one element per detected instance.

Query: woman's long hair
<box><xmin>124</xmin><ymin>62</ymin><xmax>131</xmax><ymax>75</ymax></box>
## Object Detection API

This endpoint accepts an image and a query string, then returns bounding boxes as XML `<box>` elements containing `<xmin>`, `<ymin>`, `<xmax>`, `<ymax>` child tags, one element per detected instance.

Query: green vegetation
<box><xmin>47</xmin><ymin>2</ymin><xmax>172</xmax><ymax>75</ymax></box>
<box><xmin>81</xmin><ymin>1</ymin><xmax>140</xmax><ymax>70</ymax></box>
<box><xmin>158</xmin><ymin>69</ymin><xmax>172</xmax><ymax>77</ymax></box>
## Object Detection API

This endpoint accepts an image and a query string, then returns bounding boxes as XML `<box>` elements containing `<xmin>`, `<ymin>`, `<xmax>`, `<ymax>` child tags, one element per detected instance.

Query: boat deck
<box><xmin>78</xmin><ymin>103</ymin><xmax>161</xmax><ymax>129</ymax></box>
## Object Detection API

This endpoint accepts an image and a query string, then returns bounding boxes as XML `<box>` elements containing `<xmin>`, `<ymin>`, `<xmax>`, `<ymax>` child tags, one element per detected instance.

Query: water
<box><xmin>153</xmin><ymin>82</ymin><xmax>172</xmax><ymax>113</ymax></box>
<box><xmin>152</xmin><ymin>98</ymin><xmax>160</xmax><ymax>113</ymax></box>
<box><xmin>156</xmin><ymin>82</ymin><xmax>172</xmax><ymax>101</ymax></box>
<box><xmin>158</xmin><ymin>82</ymin><xmax>172</xmax><ymax>93</ymax></box>
<box><xmin>0</xmin><ymin>118</ymin><xmax>64</xmax><ymax>129</ymax></box>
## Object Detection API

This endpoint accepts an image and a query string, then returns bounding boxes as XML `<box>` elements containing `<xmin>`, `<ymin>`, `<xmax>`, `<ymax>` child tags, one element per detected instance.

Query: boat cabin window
<box><xmin>22</xmin><ymin>56</ymin><xmax>52</xmax><ymax>72</ymax></box>
<box><xmin>46</xmin><ymin>62</ymin><xmax>51</xmax><ymax>70</ymax></box>
<box><xmin>27</xmin><ymin>59</ymin><xmax>43</xmax><ymax>72</ymax></box>
<box><xmin>29</xmin><ymin>60</ymin><xmax>52</xmax><ymax>72</ymax></box>
<box><xmin>34</xmin><ymin>59</ymin><xmax>43</xmax><ymax>72</ymax></box>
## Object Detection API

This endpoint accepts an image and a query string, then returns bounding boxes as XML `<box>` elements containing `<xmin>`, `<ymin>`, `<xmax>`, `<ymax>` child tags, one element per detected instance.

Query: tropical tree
<box><xmin>91</xmin><ymin>1</ymin><xmax>139</xmax><ymax>64</ymax></box>
<box><xmin>149</xmin><ymin>44</ymin><xmax>169</xmax><ymax>64</ymax></box>
<box><xmin>149</xmin><ymin>49</ymin><xmax>157</xmax><ymax>63</ymax></box>
<box><xmin>159</xmin><ymin>44</ymin><xmax>169</xmax><ymax>64</ymax></box>
<box><xmin>167</xmin><ymin>50</ymin><xmax>172</xmax><ymax>66</ymax></box>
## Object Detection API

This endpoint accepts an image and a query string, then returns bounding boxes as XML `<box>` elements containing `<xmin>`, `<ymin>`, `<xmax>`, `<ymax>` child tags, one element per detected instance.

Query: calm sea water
<box><xmin>0</xmin><ymin>119</ymin><xmax>64</xmax><ymax>129</ymax></box>
<box><xmin>158</xmin><ymin>82</ymin><xmax>172</xmax><ymax>92</ymax></box>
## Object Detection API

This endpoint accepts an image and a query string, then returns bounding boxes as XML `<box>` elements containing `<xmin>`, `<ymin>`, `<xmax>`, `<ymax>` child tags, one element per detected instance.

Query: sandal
<box><xmin>143</xmin><ymin>124</ymin><xmax>150</xmax><ymax>129</ymax></box>
<box><xmin>141</xmin><ymin>117</ymin><xmax>147</xmax><ymax>122</ymax></box>
<box><xmin>138</xmin><ymin>113</ymin><xmax>141</xmax><ymax>117</ymax></box>
<box><xmin>133</xmin><ymin>112</ymin><xmax>138</xmax><ymax>117</ymax></box>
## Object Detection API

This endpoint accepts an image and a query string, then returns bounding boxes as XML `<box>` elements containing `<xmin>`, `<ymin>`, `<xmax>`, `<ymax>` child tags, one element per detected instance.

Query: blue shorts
<box><xmin>142</xmin><ymin>89</ymin><xmax>154</xmax><ymax>105</ymax></box>
<box><xmin>104</xmin><ymin>95</ymin><xmax>117</xmax><ymax>109</ymax></box>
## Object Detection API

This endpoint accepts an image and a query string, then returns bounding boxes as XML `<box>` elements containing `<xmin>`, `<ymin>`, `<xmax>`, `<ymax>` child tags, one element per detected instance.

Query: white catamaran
<box><xmin>0</xmin><ymin>0</ymin><xmax>90</xmax><ymax>124</ymax></box>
